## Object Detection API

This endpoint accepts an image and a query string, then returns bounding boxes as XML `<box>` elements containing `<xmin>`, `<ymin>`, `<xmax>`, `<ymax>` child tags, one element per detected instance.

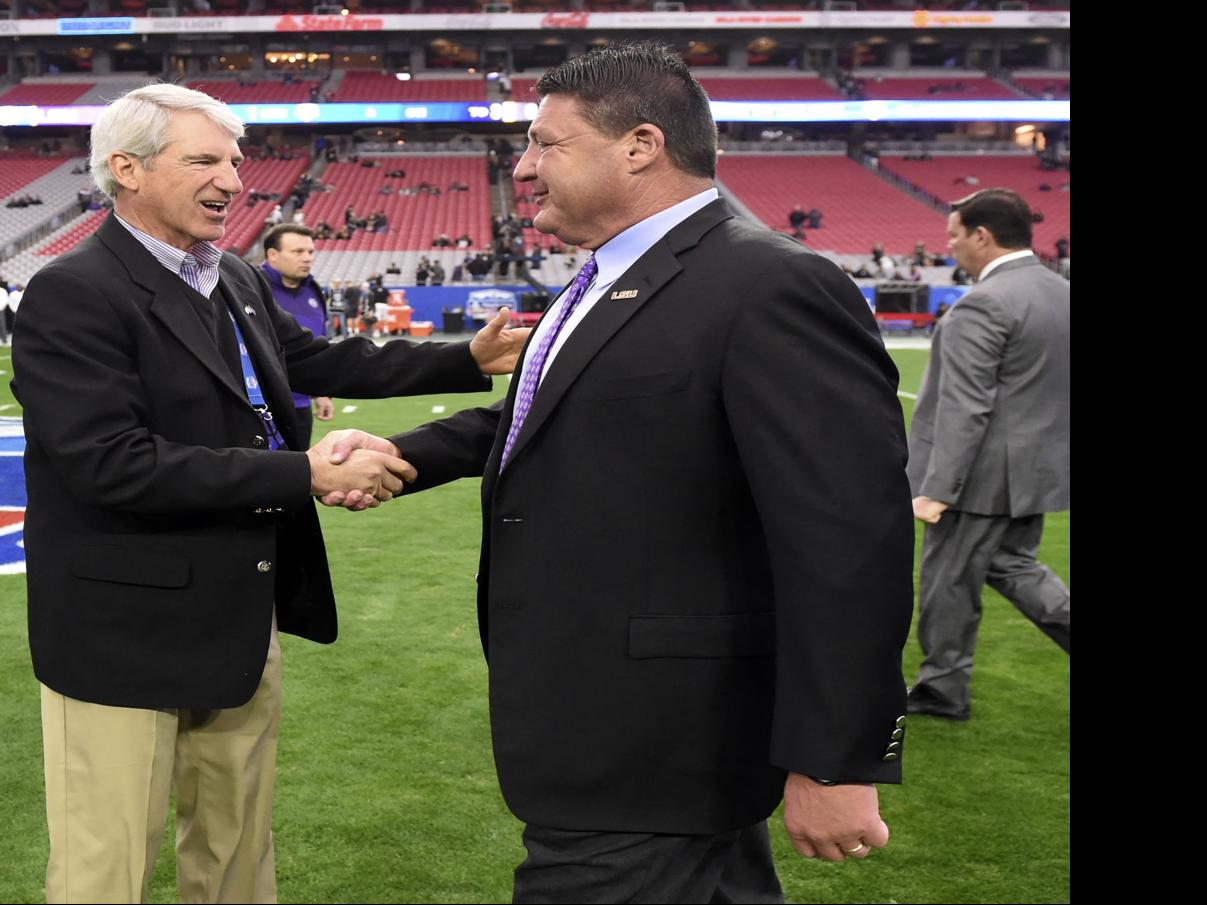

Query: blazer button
<box><xmin>257</xmin><ymin>560</ymin><xmax>272</xmax><ymax>573</ymax></box>
<box><xmin>885</xmin><ymin>742</ymin><xmax>902</xmax><ymax>754</ymax></box>
<box><xmin>895</xmin><ymin>715</ymin><xmax>908</xmax><ymax>729</ymax></box>
<box><xmin>252</xmin><ymin>436</ymin><xmax>267</xmax><ymax>448</ymax></box>
<box><xmin>891</xmin><ymin>728</ymin><xmax>904</xmax><ymax>741</ymax></box>
<box><xmin>882</xmin><ymin>752</ymin><xmax>899</xmax><ymax>762</ymax></box>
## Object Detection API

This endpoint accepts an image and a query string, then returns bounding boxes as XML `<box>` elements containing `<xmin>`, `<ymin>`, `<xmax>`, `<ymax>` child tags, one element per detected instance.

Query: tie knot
<box><xmin>578</xmin><ymin>255</ymin><xmax>598</xmax><ymax>283</ymax></box>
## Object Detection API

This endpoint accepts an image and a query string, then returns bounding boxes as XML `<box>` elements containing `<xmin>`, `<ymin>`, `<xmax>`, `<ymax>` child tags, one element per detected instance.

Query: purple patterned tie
<box><xmin>499</xmin><ymin>254</ymin><xmax>598</xmax><ymax>470</ymax></box>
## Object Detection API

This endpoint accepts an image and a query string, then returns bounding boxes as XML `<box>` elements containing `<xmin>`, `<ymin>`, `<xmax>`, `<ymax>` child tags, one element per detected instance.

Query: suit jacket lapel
<box><xmin>97</xmin><ymin>214</ymin><xmax>248</xmax><ymax>404</ymax></box>
<box><xmin>498</xmin><ymin>197</ymin><xmax>734</xmax><ymax>472</ymax></box>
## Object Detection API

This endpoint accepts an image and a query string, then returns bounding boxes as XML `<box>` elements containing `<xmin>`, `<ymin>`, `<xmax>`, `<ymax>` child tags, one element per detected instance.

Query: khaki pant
<box><xmin>41</xmin><ymin>623</ymin><xmax>282</xmax><ymax>904</ymax></box>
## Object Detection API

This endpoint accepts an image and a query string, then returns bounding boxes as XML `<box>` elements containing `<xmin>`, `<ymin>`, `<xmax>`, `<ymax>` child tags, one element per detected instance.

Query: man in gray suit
<box><xmin>906</xmin><ymin>188</ymin><xmax>1070</xmax><ymax>721</ymax></box>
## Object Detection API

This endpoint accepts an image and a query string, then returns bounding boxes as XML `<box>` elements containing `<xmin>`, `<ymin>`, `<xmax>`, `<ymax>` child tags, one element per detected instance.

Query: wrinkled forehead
<box><xmin>528</xmin><ymin>94</ymin><xmax>589</xmax><ymax>137</ymax></box>
<box><xmin>162</xmin><ymin>110</ymin><xmax>243</xmax><ymax>157</ymax></box>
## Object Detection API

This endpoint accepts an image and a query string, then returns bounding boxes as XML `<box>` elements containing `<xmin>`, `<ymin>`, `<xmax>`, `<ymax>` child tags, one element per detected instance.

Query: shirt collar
<box><xmin>592</xmin><ymin>187</ymin><xmax>720</xmax><ymax>287</ymax></box>
<box><xmin>114</xmin><ymin>213</ymin><xmax>223</xmax><ymax>273</ymax></box>
<box><xmin>978</xmin><ymin>249</ymin><xmax>1033</xmax><ymax>282</ymax></box>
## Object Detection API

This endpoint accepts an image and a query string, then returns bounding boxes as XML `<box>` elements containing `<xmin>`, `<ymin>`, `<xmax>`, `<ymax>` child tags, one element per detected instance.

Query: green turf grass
<box><xmin>0</xmin><ymin>346</ymin><xmax>1068</xmax><ymax>903</ymax></box>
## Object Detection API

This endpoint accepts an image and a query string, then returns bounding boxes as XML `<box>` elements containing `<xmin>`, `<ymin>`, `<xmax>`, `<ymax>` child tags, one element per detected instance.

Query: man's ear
<box><xmin>625</xmin><ymin>123</ymin><xmax>666</xmax><ymax>173</ymax></box>
<box><xmin>108</xmin><ymin>151</ymin><xmax>142</xmax><ymax>193</ymax></box>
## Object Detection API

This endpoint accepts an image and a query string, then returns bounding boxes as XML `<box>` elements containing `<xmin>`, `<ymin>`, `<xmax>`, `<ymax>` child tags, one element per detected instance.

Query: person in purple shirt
<box><xmin>261</xmin><ymin>224</ymin><xmax>334</xmax><ymax>447</ymax></box>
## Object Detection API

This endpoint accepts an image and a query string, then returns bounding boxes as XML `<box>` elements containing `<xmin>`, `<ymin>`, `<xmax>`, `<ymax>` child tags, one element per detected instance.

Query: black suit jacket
<box><xmin>393</xmin><ymin>199</ymin><xmax>914</xmax><ymax>834</ymax></box>
<box><xmin>12</xmin><ymin>213</ymin><xmax>490</xmax><ymax>710</ymax></box>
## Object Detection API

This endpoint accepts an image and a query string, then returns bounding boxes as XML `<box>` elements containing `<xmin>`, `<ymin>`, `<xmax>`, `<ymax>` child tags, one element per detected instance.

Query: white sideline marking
<box><xmin>432</xmin><ymin>405</ymin><xmax>446</xmax><ymax>414</ymax></box>
<box><xmin>341</xmin><ymin>405</ymin><xmax>358</xmax><ymax>413</ymax></box>
<box><xmin>0</xmin><ymin>404</ymin><xmax>12</xmax><ymax>411</ymax></box>
<box><xmin>898</xmin><ymin>391</ymin><xmax>918</xmax><ymax>400</ymax></box>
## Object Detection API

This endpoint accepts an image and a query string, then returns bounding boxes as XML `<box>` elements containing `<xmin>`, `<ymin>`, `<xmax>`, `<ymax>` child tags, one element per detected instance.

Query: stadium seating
<box><xmin>876</xmin><ymin>154</ymin><xmax>1070</xmax><ymax>254</ymax></box>
<box><xmin>329</xmin><ymin>74</ymin><xmax>488</xmax><ymax>103</ymax></box>
<box><xmin>1013</xmin><ymin>77</ymin><xmax>1071</xmax><ymax>99</ymax></box>
<box><xmin>0</xmin><ymin>155</ymin><xmax>95</xmax><ymax>258</ymax></box>
<box><xmin>32</xmin><ymin>209</ymin><xmax>108</xmax><ymax>257</ymax></box>
<box><xmin>304</xmin><ymin>156</ymin><xmax>490</xmax><ymax>252</ymax></box>
<box><xmin>855</xmin><ymin>75</ymin><xmax>1023</xmax><ymax>100</ymax></box>
<box><xmin>0</xmin><ymin>83</ymin><xmax>95</xmax><ymax>105</ymax></box>
<box><xmin>716</xmin><ymin>154</ymin><xmax>948</xmax><ymax>256</ymax></box>
<box><xmin>187</xmin><ymin>80</ymin><xmax>320</xmax><ymax>104</ymax></box>
<box><xmin>697</xmin><ymin>77</ymin><xmax>842</xmax><ymax>100</ymax></box>
<box><xmin>0</xmin><ymin>154</ymin><xmax>71</xmax><ymax>202</ymax></box>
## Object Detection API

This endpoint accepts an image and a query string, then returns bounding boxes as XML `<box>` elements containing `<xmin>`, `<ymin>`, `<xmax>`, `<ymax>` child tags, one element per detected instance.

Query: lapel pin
<box><xmin>610</xmin><ymin>289</ymin><xmax>639</xmax><ymax>300</ymax></box>
<box><xmin>244</xmin><ymin>305</ymin><xmax>257</xmax><ymax>317</ymax></box>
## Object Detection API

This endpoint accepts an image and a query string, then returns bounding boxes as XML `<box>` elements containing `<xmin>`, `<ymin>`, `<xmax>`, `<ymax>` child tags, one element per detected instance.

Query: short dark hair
<box><xmin>262</xmin><ymin>223</ymin><xmax>315</xmax><ymax>254</ymax></box>
<box><xmin>950</xmin><ymin>188</ymin><xmax>1033</xmax><ymax>249</ymax></box>
<box><xmin>535</xmin><ymin>42</ymin><xmax>717</xmax><ymax>180</ymax></box>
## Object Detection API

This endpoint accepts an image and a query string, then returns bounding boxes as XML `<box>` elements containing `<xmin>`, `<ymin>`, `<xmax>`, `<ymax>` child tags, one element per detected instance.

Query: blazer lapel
<box><xmin>97</xmin><ymin>215</ymin><xmax>248</xmax><ymax>404</ymax></box>
<box><xmin>498</xmin><ymin>197</ymin><xmax>734</xmax><ymax>472</ymax></box>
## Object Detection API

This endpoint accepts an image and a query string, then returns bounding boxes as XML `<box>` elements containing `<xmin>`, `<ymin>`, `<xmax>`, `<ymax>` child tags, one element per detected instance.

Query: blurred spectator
<box><xmin>1054</xmin><ymin>236</ymin><xmax>1070</xmax><ymax>279</ymax></box>
<box><xmin>788</xmin><ymin>204</ymin><xmax>806</xmax><ymax>239</ymax></box>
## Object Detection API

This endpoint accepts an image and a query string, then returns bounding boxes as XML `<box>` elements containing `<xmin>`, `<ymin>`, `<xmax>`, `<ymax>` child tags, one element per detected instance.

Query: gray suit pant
<box><xmin>914</xmin><ymin>511</ymin><xmax>1070</xmax><ymax>713</ymax></box>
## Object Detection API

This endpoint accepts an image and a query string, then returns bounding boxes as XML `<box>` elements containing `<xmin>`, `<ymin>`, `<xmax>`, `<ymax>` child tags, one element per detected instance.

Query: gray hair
<box><xmin>89</xmin><ymin>82</ymin><xmax>245</xmax><ymax>199</ymax></box>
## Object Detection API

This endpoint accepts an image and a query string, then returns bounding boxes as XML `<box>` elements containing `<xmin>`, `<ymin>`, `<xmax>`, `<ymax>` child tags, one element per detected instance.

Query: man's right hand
<box><xmin>306</xmin><ymin>429</ymin><xmax>417</xmax><ymax>511</ymax></box>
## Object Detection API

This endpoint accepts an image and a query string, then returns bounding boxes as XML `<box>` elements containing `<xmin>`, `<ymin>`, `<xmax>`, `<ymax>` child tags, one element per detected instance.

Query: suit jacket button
<box><xmin>252</xmin><ymin>436</ymin><xmax>267</xmax><ymax>448</ymax></box>
<box><xmin>891</xmin><ymin>728</ymin><xmax>904</xmax><ymax>741</ymax></box>
<box><xmin>254</xmin><ymin>507</ymin><xmax>263</xmax><ymax>514</ymax></box>
<box><xmin>896</xmin><ymin>715</ymin><xmax>907</xmax><ymax>728</ymax></box>
<box><xmin>257</xmin><ymin>560</ymin><xmax>272</xmax><ymax>573</ymax></box>
<box><xmin>882</xmin><ymin>752</ymin><xmax>899</xmax><ymax>762</ymax></box>
<box><xmin>885</xmin><ymin>742</ymin><xmax>902</xmax><ymax>754</ymax></box>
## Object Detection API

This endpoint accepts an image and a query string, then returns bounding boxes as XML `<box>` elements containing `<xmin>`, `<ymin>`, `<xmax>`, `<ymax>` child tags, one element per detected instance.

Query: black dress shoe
<box><xmin>906</xmin><ymin>686</ymin><xmax>971</xmax><ymax>721</ymax></box>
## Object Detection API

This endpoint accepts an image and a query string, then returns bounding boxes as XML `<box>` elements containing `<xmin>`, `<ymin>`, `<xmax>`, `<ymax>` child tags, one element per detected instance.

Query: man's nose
<box><xmin>513</xmin><ymin>144</ymin><xmax>536</xmax><ymax>182</ymax></box>
<box><xmin>215</xmin><ymin>163</ymin><xmax>243</xmax><ymax>196</ymax></box>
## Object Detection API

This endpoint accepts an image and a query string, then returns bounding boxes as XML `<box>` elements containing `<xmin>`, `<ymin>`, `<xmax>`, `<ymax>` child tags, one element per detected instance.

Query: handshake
<box><xmin>306</xmin><ymin>429</ymin><xmax>416</xmax><ymax>511</ymax></box>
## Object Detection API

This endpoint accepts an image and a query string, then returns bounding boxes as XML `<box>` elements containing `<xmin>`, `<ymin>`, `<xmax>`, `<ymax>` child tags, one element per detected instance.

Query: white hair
<box><xmin>89</xmin><ymin>82</ymin><xmax>245</xmax><ymax>199</ymax></box>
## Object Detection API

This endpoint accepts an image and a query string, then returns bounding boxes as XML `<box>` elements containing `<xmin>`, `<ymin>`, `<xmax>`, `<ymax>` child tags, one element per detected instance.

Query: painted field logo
<box><xmin>0</xmin><ymin>416</ymin><xmax>26</xmax><ymax>574</ymax></box>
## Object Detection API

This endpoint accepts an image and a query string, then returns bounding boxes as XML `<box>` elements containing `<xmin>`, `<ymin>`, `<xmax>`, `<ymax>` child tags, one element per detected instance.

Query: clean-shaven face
<box><xmin>512</xmin><ymin>94</ymin><xmax>631</xmax><ymax>250</ymax></box>
<box><xmin>946</xmin><ymin>210</ymin><xmax>984</xmax><ymax>278</ymax></box>
<box><xmin>267</xmin><ymin>232</ymin><xmax>316</xmax><ymax>286</ymax></box>
<box><xmin>128</xmin><ymin>109</ymin><xmax>243</xmax><ymax>251</ymax></box>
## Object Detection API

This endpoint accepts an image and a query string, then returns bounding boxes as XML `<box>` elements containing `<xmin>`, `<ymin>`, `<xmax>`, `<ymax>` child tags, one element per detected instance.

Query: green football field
<box><xmin>0</xmin><ymin>344</ymin><xmax>1069</xmax><ymax>904</ymax></box>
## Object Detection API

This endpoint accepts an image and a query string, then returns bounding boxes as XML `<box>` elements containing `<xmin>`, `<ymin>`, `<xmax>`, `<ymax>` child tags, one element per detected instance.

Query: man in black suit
<box><xmin>339</xmin><ymin>43</ymin><xmax>914</xmax><ymax>902</ymax></box>
<box><xmin>11</xmin><ymin>83</ymin><xmax>527</xmax><ymax>904</ymax></box>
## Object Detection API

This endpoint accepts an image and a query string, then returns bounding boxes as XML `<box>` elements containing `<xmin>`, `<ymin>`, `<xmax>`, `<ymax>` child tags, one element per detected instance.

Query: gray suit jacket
<box><xmin>907</xmin><ymin>255</ymin><xmax>1070</xmax><ymax>517</ymax></box>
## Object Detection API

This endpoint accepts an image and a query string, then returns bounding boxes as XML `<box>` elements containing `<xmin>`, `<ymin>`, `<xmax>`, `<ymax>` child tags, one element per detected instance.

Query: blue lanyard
<box><xmin>228</xmin><ymin>311</ymin><xmax>287</xmax><ymax>450</ymax></box>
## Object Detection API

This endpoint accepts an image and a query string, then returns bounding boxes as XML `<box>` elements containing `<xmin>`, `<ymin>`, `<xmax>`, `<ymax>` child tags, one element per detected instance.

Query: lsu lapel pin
<box><xmin>244</xmin><ymin>305</ymin><xmax>257</xmax><ymax>317</ymax></box>
<box><xmin>610</xmin><ymin>289</ymin><xmax>639</xmax><ymax>300</ymax></box>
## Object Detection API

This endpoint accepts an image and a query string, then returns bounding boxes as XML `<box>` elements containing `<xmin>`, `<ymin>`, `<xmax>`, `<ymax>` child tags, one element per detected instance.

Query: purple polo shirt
<box><xmin>260</xmin><ymin>262</ymin><xmax>327</xmax><ymax>409</ymax></box>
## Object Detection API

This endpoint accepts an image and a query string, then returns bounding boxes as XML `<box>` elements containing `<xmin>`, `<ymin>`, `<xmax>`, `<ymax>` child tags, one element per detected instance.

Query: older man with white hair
<box><xmin>11</xmin><ymin>83</ymin><xmax>527</xmax><ymax>904</ymax></box>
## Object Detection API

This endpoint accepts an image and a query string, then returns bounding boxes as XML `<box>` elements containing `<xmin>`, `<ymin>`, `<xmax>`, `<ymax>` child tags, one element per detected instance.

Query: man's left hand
<box><xmin>912</xmin><ymin>496</ymin><xmax>948</xmax><ymax>524</ymax></box>
<box><xmin>470</xmin><ymin>307</ymin><xmax>531</xmax><ymax>375</ymax></box>
<box><xmin>782</xmin><ymin>772</ymin><xmax>889</xmax><ymax>863</ymax></box>
<box><xmin>314</xmin><ymin>396</ymin><xmax>335</xmax><ymax>421</ymax></box>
